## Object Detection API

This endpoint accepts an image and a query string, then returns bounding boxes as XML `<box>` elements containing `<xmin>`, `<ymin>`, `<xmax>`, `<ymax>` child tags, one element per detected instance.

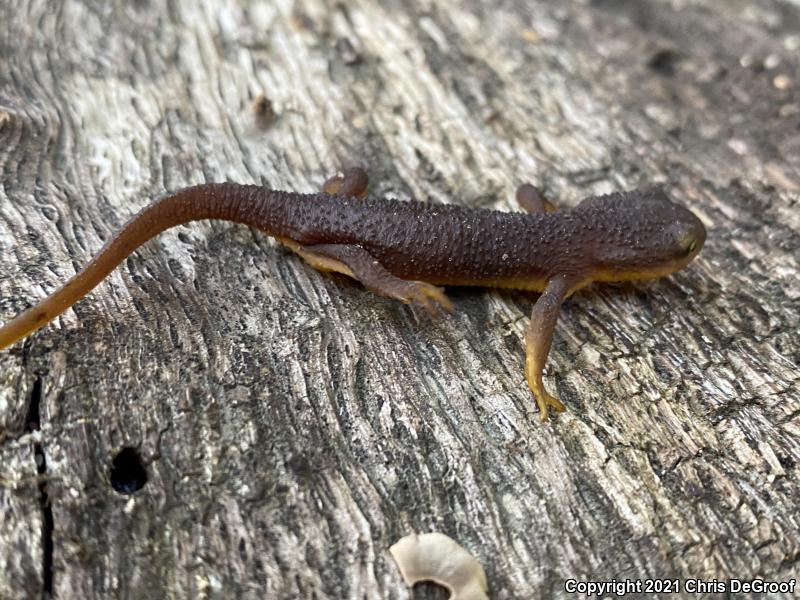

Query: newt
<box><xmin>0</xmin><ymin>168</ymin><xmax>705</xmax><ymax>420</ymax></box>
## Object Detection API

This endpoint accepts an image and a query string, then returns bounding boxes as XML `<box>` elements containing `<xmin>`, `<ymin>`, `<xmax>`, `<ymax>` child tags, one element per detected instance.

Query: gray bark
<box><xmin>1</xmin><ymin>0</ymin><xmax>798</xmax><ymax>598</ymax></box>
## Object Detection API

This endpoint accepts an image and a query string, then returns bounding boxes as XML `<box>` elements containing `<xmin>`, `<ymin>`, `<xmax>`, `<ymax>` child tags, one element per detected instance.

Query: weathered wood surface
<box><xmin>1</xmin><ymin>0</ymin><xmax>799</xmax><ymax>598</ymax></box>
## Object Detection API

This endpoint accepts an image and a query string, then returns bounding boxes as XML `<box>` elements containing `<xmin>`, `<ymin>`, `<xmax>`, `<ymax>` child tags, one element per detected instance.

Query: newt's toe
<box><xmin>525</xmin><ymin>361</ymin><xmax>564</xmax><ymax>422</ymax></box>
<box><xmin>405</xmin><ymin>282</ymin><xmax>453</xmax><ymax>314</ymax></box>
<box><xmin>536</xmin><ymin>392</ymin><xmax>565</xmax><ymax>422</ymax></box>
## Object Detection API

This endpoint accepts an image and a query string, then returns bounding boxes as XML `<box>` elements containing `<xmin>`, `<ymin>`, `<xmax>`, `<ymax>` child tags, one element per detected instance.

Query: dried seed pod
<box><xmin>389</xmin><ymin>532</ymin><xmax>489</xmax><ymax>600</ymax></box>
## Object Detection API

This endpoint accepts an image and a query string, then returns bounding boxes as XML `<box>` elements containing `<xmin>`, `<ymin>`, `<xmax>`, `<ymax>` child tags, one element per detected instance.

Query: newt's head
<box><xmin>577</xmin><ymin>188</ymin><xmax>706</xmax><ymax>282</ymax></box>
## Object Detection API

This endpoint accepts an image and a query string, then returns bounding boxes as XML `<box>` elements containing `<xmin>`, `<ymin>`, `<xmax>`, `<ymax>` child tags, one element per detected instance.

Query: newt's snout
<box><xmin>675</xmin><ymin>206</ymin><xmax>706</xmax><ymax>261</ymax></box>
<box><xmin>584</xmin><ymin>189</ymin><xmax>707</xmax><ymax>282</ymax></box>
<box><xmin>664</xmin><ymin>202</ymin><xmax>706</xmax><ymax>272</ymax></box>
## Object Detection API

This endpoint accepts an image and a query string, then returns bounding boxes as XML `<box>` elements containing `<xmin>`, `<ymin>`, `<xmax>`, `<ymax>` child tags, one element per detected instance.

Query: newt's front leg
<box><xmin>525</xmin><ymin>275</ymin><xmax>581</xmax><ymax>421</ymax></box>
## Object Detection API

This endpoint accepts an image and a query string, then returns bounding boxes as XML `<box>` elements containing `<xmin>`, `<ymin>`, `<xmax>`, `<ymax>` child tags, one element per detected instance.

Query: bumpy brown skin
<box><xmin>0</xmin><ymin>175</ymin><xmax>706</xmax><ymax>421</ymax></box>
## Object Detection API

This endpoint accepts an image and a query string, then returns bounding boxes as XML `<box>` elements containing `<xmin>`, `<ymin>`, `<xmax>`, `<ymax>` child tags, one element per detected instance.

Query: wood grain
<box><xmin>1</xmin><ymin>0</ymin><xmax>798</xmax><ymax>598</ymax></box>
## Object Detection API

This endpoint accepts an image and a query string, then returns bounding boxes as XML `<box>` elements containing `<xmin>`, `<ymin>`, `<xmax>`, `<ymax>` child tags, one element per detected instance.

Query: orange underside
<box><xmin>282</xmin><ymin>237</ymin><xmax>688</xmax><ymax>296</ymax></box>
<box><xmin>424</xmin><ymin>276</ymin><xmax>551</xmax><ymax>292</ymax></box>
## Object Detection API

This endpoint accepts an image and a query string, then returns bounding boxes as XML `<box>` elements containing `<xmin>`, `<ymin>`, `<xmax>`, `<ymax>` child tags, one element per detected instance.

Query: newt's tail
<box><xmin>0</xmin><ymin>183</ymin><xmax>273</xmax><ymax>350</ymax></box>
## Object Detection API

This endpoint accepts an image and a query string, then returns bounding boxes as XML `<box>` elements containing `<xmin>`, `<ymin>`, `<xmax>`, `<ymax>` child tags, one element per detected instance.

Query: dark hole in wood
<box><xmin>647</xmin><ymin>49</ymin><xmax>681</xmax><ymax>76</ymax></box>
<box><xmin>110</xmin><ymin>448</ymin><xmax>148</xmax><ymax>494</ymax></box>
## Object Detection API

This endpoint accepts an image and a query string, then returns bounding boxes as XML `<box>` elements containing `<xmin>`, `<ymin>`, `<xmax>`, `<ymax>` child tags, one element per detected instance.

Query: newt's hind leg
<box><xmin>296</xmin><ymin>243</ymin><xmax>453</xmax><ymax>313</ymax></box>
<box><xmin>323</xmin><ymin>167</ymin><xmax>369</xmax><ymax>198</ymax></box>
<box><xmin>516</xmin><ymin>184</ymin><xmax>557</xmax><ymax>214</ymax></box>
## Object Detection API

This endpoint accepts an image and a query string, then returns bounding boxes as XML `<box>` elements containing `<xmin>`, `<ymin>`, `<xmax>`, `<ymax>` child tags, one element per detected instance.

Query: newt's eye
<box><xmin>683</xmin><ymin>240</ymin><xmax>697</xmax><ymax>256</ymax></box>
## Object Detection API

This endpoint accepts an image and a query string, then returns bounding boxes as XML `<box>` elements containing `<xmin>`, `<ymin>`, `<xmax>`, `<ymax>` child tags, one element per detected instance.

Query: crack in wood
<box><xmin>23</xmin><ymin>377</ymin><xmax>53</xmax><ymax>599</ymax></box>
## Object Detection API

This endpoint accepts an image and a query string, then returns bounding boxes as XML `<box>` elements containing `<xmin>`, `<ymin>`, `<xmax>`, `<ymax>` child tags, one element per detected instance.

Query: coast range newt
<box><xmin>0</xmin><ymin>168</ymin><xmax>706</xmax><ymax>420</ymax></box>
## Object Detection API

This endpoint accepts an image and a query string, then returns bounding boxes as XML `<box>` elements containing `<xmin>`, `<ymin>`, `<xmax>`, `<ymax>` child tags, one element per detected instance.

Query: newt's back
<box><xmin>276</xmin><ymin>193</ymin><xmax>564</xmax><ymax>288</ymax></box>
